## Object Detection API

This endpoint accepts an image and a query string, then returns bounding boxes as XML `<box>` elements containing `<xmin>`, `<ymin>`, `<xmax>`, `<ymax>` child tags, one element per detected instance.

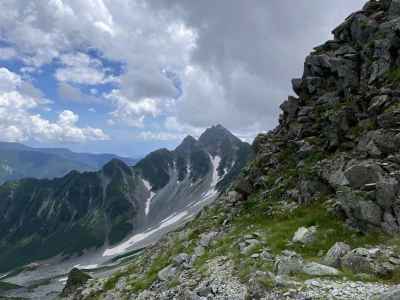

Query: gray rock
<box><xmin>199</xmin><ymin>231</ymin><xmax>218</xmax><ymax>247</ymax></box>
<box><xmin>274</xmin><ymin>251</ymin><xmax>304</xmax><ymax>275</ymax></box>
<box><xmin>227</xmin><ymin>191</ymin><xmax>241</xmax><ymax>204</ymax></box>
<box><xmin>157</xmin><ymin>265</ymin><xmax>177</xmax><ymax>281</ymax></box>
<box><xmin>341</xmin><ymin>248</ymin><xmax>373</xmax><ymax>274</ymax></box>
<box><xmin>292</xmin><ymin>226</ymin><xmax>317</xmax><ymax>244</ymax></box>
<box><xmin>337</xmin><ymin>187</ymin><xmax>384</xmax><ymax>227</ymax></box>
<box><xmin>173</xmin><ymin>253</ymin><xmax>190</xmax><ymax>266</ymax></box>
<box><xmin>322</xmin><ymin>242</ymin><xmax>351</xmax><ymax>268</ymax></box>
<box><xmin>194</xmin><ymin>246</ymin><xmax>205</xmax><ymax>257</ymax></box>
<box><xmin>378</xmin><ymin>111</ymin><xmax>400</xmax><ymax>129</ymax></box>
<box><xmin>302</xmin><ymin>262</ymin><xmax>340</xmax><ymax>276</ymax></box>
<box><xmin>239</xmin><ymin>239</ymin><xmax>261</xmax><ymax>254</ymax></box>
<box><xmin>376</xmin><ymin>177</ymin><xmax>399</xmax><ymax>209</ymax></box>
<box><xmin>344</xmin><ymin>161</ymin><xmax>383</xmax><ymax>189</ymax></box>
<box><xmin>280</xmin><ymin>96</ymin><xmax>299</xmax><ymax>120</ymax></box>
<box><xmin>380</xmin><ymin>287</ymin><xmax>400</xmax><ymax>300</ymax></box>
<box><xmin>291</xmin><ymin>78</ymin><xmax>302</xmax><ymax>95</ymax></box>
<box><xmin>389</xmin><ymin>0</ymin><xmax>400</xmax><ymax>18</ymax></box>
<box><xmin>368</xmin><ymin>95</ymin><xmax>392</xmax><ymax>114</ymax></box>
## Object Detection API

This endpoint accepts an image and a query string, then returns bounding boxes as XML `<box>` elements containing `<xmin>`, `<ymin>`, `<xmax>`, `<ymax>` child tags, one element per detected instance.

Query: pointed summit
<box><xmin>198</xmin><ymin>124</ymin><xmax>242</xmax><ymax>156</ymax></box>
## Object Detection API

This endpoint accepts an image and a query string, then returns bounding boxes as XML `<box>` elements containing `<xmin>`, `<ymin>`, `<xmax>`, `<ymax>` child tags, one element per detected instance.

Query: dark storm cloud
<box><xmin>150</xmin><ymin>0</ymin><xmax>366</xmax><ymax>132</ymax></box>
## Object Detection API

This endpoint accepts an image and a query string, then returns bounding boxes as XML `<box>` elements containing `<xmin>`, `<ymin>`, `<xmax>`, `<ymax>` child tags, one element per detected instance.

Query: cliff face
<box><xmin>237</xmin><ymin>0</ymin><xmax>400</xmax><ymax>235</ymax></box>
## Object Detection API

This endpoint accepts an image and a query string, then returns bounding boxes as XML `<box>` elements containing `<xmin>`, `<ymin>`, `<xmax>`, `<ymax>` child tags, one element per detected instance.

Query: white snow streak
<box><xmin>210</xmin><ymin>155</ymin><xmax>222</xmax><ymax>188</ymax></box>
<box><xmin>73</xmin><ymin>264</ymin><xmax>99</xmax><ymax>270</ymax></box>
<box><xmin>102</xmin><ymin>211</ymin><xmax>191</xmax><ymax>257</ymax></box>
<box><xmin>142</xmin><ymin>179</ymin><xmax>155</xmax><ymax>216</ymax></box>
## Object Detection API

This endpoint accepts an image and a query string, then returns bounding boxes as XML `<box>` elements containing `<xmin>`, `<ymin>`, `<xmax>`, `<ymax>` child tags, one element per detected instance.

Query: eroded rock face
<box><xmin>235</xmin><ymin>0</ymin><xmax>400</xmax><ymax>235</ymax></box>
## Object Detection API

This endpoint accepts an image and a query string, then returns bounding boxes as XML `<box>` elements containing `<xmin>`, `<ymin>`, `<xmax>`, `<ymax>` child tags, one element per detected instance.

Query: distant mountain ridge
<box><xmin>0</xmin><ymin>142</ymin><xmax>138</xmax><ymax>184</ymax></box>
<box><xmin>0</xmin><ymin>125</ymin><xmax>253</xmax><ymax>273</ymax></box>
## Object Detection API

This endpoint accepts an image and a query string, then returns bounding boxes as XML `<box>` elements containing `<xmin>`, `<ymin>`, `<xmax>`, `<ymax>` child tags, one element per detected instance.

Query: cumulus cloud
<box><xmin>0</xmin><ymin>67</ymin><xmax>108</xmax><ymax>143</ymax></box>
<box><xmin>0</xmin><ymin>0</ymin><xmax>366</xmax><ymax>145</ymax></box>
<box><xmin>105</xmin><ymin>90</ymin><xmax>161</xmax><ymax>127</ymax></box>
<box><xmin>55</xmin><ymin>52</ymin><xmax>117</xmax><ymax>85</ymax></box>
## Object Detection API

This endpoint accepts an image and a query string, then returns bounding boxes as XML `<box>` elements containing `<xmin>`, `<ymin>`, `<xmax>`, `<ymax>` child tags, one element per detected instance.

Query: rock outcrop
<box><xmin>236</xmin><ymin>0</ymin><xmax>400</xmax><ymax>236</ymax></box>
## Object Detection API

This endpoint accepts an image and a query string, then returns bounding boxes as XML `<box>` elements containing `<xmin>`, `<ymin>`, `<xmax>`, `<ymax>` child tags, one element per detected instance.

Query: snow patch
<box><xmin>142</xmin><ymin>179</ymin><xmax>155</xmax><ymax>216</ymax></box>
<box><xmin>209</xmin><ymin>155</ymin><xmax>222</xmax><ymax>188</ymax></box>
<box><xmin>199</xmin><ymin>154</ymin><xmax>224</xmax><ymax>201</ymax></box>
<box><xmin>103</xmin><ymin>211</ymin><xmax>191</xmax><ymax>257</ymax></box>
<box><xmin>73</xmin><ymin>264</ymin><xmax>98</xmax><ymax>270</ymax></box>
<box><xmin>58</xmin><ymin>277</ymin><xmax>68</xmax><ymax>283</ymax></box>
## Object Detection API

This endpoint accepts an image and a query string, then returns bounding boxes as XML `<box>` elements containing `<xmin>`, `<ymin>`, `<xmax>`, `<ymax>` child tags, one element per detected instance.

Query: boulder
<box><xmin>61</xmin><ymin>268</ymin><xmax>92</xmax><ymax>297</ymax></box>
<box><xmin>157</xmin><ymin>265</ymin><xmax>177</xmax><ymax>281</ymax></box>
<box><xmin>376</xmin><ymin>177</ymin><xmax>399</xmax><ymax>208</ymax></box>
<box><xmin>302</xmin><ymin>262</ymin><xmax>340</xmax><ymax>276</ymax></box>
<box><xmin>173</xmin><ymin>253</ymin><xmax>190</xmax><ymax>266</ymax></box>
<box><xmin>227</xmin><ymin>191</ymin><xmax>242</xmax><ymax>204</ymax></box>
<box><xmin>378</xmin><ymin>111</ymin><xmax>400</xmax><ymax>129</ymax></box>
<box><xmin>274</xmin><ymin>251</ymin><xmax>304</xmax><ymax>275</ymax></box>
<box><xmin>344</xmin><ymin>161</ymin><xmax>383</xmax><ymax>189</ymax></box>
<box><xmin>239</xmin><ymin>239</ymin><xmax>261</xmax><ymax>255</ymax></box>
<box><xmin>322</xmin><ymin>242</ymin><xmax>351</xmax><ymax>268</ymax></box>
<box><xmin>292</xmin><ymin>226</ymin><xmax>317</xmax><ymax>244</ymax></box>
<box><xmin>341</xmin><ymin>248</ymin><xmax>373</xmax><ymax>274</ymax></box>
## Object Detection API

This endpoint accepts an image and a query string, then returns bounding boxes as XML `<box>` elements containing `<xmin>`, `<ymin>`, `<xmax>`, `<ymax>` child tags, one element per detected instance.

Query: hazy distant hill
<box><xmin>0</xmin><ymin>142</ymin><xmax>138</xmax><ymax>184</ymax></box>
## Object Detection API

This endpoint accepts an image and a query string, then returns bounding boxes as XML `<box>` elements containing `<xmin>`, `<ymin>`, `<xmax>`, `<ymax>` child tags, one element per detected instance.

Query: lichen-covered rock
<box><xmin>274</xmin><ymin>251</ymin><xmax>304</xmax><ymax>275</ymax></box>
<box><xmin>322</xmin><ymin>242</ymin><xmax>352</xmax><ymax>268</ymax></box>
<box><xmin>341</xmin><ymin>248</ymin><xmax>374</xmax><ymax>274</ymax></box>
<box><xmin>292</xmin><ymin>226</ymin><xmax>317</xmax><ymax>244</ymax></box>
<box><xmin>158</xmin><ymin>265</ymin><xmax>177</xmax><ymax>282</ymax></box>
<box><xmin>302</xmin><ymin>262</ymin><xmax>340</xmax><ymax>276</ymax></box>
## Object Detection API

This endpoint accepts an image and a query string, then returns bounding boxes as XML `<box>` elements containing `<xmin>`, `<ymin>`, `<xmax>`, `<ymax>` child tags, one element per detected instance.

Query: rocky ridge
<box><xmin>58</xmin><ymin>1</ymin><xmax>400</xmax><ymax>299</ymax></box>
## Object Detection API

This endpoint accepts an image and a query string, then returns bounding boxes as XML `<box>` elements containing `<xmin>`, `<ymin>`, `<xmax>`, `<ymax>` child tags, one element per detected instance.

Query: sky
<box><xmin>0</xmin><ymin>0</ymin><xmax>365</xmax><ymax>157</ymax></box>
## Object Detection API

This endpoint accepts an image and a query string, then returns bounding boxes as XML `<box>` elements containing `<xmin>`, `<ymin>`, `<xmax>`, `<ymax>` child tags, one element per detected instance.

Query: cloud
<box><xmin>0</xmin><ymin>47</ymin><xmax>17</xmax><ymax>61</ymax></box>
<box><xmin>105</xmin><ymin>89</ymin><xmax>161</xmax><ymax>127</ymax></box>
<box><xmin>0</xmin><ymin>0</ymin><xmax>366</xmax><ymax>145</ymax></box>
<box><xmin>55</xmin><ymin>52</ymin><xmax>116</xmax><ymax>85</ymax></box>
<box><xmin>0</xmin><ymin>67</ymin><xmax>109</xmax><ymax>143</ymax></box>
<box><xmin>148</xmin><ymin>0</ymin><xmax>365</xmax><ymax>135</ymax></box>
<box><xmin>0</xmin><ymin>0</ymin><xmax>193</xmax><ymax>124</ymax></box>
<box><xmin>57</xmin><ymin>82</ymin><xmax>100</xmax><ymax>104</ymax></box>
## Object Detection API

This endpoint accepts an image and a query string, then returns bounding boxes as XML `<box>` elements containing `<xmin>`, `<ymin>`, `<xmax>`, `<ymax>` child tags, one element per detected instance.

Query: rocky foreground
<box><xmin>63</xmin><ymin>1</ymin><xmax>400</xmax><ymax>299</ymax></box>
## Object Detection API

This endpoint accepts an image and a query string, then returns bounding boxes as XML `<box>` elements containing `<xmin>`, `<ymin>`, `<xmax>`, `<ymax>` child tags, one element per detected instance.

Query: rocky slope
<box><xmin>59</xmin><ymin>1</ymin><xmax>400</xmax><ymax>299</ymax></box>
<box><xmin>0</xmin><ymin>126</ymin><xmax>251</xmax><ymax>277</ymax></box>
<box><xmin>0</xmin><ymin>142</ymin><xmax>137</xmax><ymax>184</ymax></box>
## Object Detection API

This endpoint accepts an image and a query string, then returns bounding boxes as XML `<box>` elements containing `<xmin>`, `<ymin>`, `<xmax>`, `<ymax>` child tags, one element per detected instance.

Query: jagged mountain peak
<box><xmin>199</xmin><ymin>124</ymin><xmax>244</xmax><ymax>157</ymax></box>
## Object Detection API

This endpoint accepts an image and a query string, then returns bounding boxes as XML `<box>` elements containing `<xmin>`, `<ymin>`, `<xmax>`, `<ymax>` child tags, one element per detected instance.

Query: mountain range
<box><xmin>0</xmin><ymin>142</ymin><xmax>138</xmax><ymax>185</ymax></box>
<box><xmin>0</xmin><ymin>125</ymin><xmax>252</xmax><ymax>273</ymax></box>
